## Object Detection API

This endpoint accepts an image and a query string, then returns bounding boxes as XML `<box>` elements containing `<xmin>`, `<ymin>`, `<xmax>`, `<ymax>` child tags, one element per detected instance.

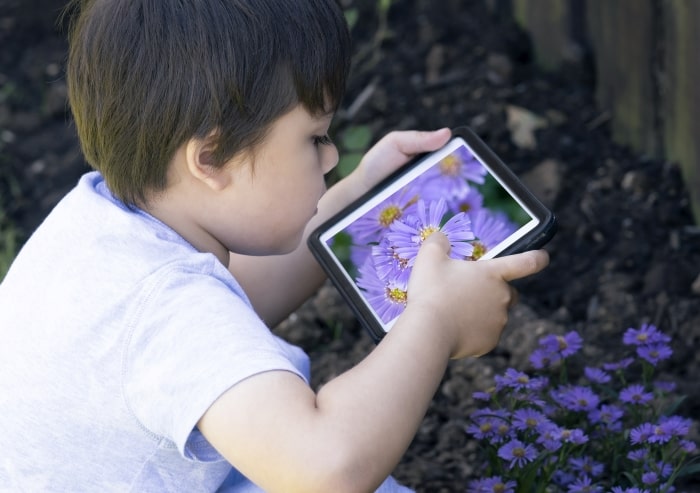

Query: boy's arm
<box><xmin>227</xmin><ymin>129</ymin><xmax>452</xmax><ymax>327</ymax></box>
<box><xmin>200</xmin><ymin>238</ymin><xmax>550</xmax><ymax>493</ymax></box>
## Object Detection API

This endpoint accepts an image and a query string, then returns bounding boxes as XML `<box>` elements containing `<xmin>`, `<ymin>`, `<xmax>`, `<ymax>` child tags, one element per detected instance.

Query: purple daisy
<box><xmin>497</xmin><ymin>439</ymin><xmax>538</xmax><ymax>469</ymax></box>
<box><xmin>511</xmin><ymin>407</ymin><xmax>549</xmax><ymax>432</ymax></box>
<box><xmin>539</xmin><ymin>331</ymin><xmax>583</xmax><ymax>358</ymax></box>
<box><xmin>583</xmin><ymin>367</ymin><xmax>611</xmax><ymax>384</ymax></box>
<box><xmin>620</xmin><ymin>384</ymin><xmax>654</xmax><ymax>405</ymax></box>
<box><xmin>417</xmin><ymin>146</ymin><xmax>487</xmax><ymax>200</ymax></box>
<box><xmin>370</xmin><ymin>238</ymin><xmax>412</xmax><ymax>283</ymax></box>
<box><xmin>552</xmin><ymin>385</ymin><xmax>600</xmax><ymax>412</ymax></box>
<box><xmin>386</xmin><ymin>198</ymin><xmax>474</xmax><ymax>264</ymax></box>
<box><xmin>467</xmin><ymin>476</ymin><xmax>516</xmax><ymax>493</ymax></box>
<box><xmin>346</xmin><ymin>188</ymin><xmax>419</xmax><ymax>244</ymax></box>
<box><xmin>569</xmin><ymin>456</ymin><xmax>605</xmax><ymax>478</ymax></box>
<box><xmin>636</xmin><ymin>343</ymin><xmax>673</xmax><ymax>365</ymax></box>
<box><xmin>622</xmin><ymin>323</ymin><xmax>670</xmax><ymax>346</ymax></box>
<box><xmin>355</xmin><ymin>258</ymin><xmax>408</xmax><ymax>323</ymax></box>
<box><xmin>630</xmin><ymin>423</ymin><xmax>656</xmax><ymax>445</ymax></box>
<box><xmin>467</xmin><ymin>208</ymin><xmax>518</xmax><ymax>260</ymax></box>
<box><xmin>588</xmin><ymin>404</ymin><xmax>624</xmax><ymax>431</ymax></box>
<box><xmin>445</xmin><ymin>186</ymin><xmax>484</xmax><ymax>216</ymax></box>
<box><xmin>602</xmin><ymin>357</ymin><xmax>634</xmax><ymax>371</ymax></box>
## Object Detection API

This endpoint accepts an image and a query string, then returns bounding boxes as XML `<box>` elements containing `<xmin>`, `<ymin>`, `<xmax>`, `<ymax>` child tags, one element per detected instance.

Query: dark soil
<box><xmin>1</xmin><ymin>1</ymin><xmax>698</xmax><ymax>491</ymax></box>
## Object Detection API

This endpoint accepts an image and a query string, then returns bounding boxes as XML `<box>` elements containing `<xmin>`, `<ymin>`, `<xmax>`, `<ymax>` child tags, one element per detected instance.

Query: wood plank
<box><xmin>662</xmin><ymin>0</ymin><xmax>700</xmax><ymax>222</ymax></box>
<box><xmin>512</xmin><ymin>0</ymin><xmax>571</xmax><ymax>70</ymax></box>
<box><xmin>586</xmin><ymin>0</ymin><xmax>659</xmax><ymax>157</ymax></box>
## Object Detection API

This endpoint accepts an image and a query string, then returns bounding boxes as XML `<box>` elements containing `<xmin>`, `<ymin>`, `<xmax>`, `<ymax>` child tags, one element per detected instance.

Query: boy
<box><xmin>0</xmin><ymin>0</ymin><xmax>549</xmax><ymax>491</ymax></box>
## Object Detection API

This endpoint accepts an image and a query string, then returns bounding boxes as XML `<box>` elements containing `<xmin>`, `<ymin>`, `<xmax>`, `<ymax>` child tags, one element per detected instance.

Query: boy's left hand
<box><xmin>350</xmin><ymin>127</ymin><xmax>452</xmax><ymax>194</ymax></box>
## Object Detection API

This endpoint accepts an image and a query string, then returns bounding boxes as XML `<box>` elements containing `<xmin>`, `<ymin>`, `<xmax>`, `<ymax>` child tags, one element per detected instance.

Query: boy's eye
<box><xmin>313</xmin><ymin>134</ymin><xmax>333</xmax><ymax>146</ymax></box>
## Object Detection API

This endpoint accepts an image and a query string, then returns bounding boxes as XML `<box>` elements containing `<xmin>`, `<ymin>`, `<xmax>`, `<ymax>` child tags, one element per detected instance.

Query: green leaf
<box><xmin>677</xmin><ymin>460</ymin><xmax>700</xmax><ymax>478</ymax></box>
<box><xmin>336</xmin><ymin>152</ymin><xmax>363</xmax><ymax>179</ymax></box>
<box><xmin>343</xmin><ymin>8</ymin><xmax>359</xmax><ymax>30</ymax></box>
<box><xmin>661</xmin><ymin>394</ymin><xmax>687</xmax><ymax>416</ymax></box>
<box><xmin>341</xmin><ymin>125</ymin><xmax>372</xmax><ymax>152</ymax></box>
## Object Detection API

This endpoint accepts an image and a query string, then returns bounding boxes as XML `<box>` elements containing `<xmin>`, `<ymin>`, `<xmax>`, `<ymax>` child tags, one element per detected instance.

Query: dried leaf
<box><xmin>506</xmin><ymin>105</ymin><xmax>548</xmax><ymax>149</ymax></box>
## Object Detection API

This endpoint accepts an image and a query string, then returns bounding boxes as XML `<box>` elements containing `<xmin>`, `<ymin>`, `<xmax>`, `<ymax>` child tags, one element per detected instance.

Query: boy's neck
<box><xmin>141</xmin><ymin>145</ymin><xmax>232</xmax><ymax>267</ymax></box>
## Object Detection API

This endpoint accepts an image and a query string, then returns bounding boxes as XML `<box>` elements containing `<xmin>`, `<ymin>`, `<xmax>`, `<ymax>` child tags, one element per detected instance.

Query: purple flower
<box><xmin>446</xmin><ymin>186</ymin><xmax>484</xmax><ymax>215</ymax></box>
<box><xmin>497</xmin><ymin>439</ymin><xmax>538</xmax><ymax>468</ymax></box>
<box><xmin>467</xmin><ymin>475</ymin><xmax>516</xmax><ymax>493</ymax></box>
<box><xmin>627</xmin><ymin>448</ymin><xmax>648</xmax><ymax>462</ymax></box>
<box><xmin>494</xmin><ymin>368</ymin><xmax>536</xmax><ymax>391</ymax></box>
<box><xmin>472</xmin><ymin>389</ymin><xmax>494</xmax><ymax>401</ymax></box>
<box><xmin>602</xmin><ymin>357</ymin><xmax>634</xmax><ymax>371</ymax></box>
<box><xmin>559</xmin><ymin>428</ymin><xmax>588</xmax><ymax>445</ymax></box>
<box><xmin>622</xmin><ymin>324</ymin><xmax>670</xmax><ymax>346</ymax></box>
<box><xmin>636</xmin><ymin>343</ymin><xmax>673</xmax><ymax>365</ymax></box>
<box><xmin>355</xmin><ymin>258</ymin><xmax>408</xmax><ymax>323</ymax></box>
<box><xmin>371</xmin><ymin>239</ymin><xmax>412</xmax><ymax>283</ymax></box>
<box><xmin>529</xmin><ymin>347</ymin><xmax>561</xmax><ymax>370</ymax></box>
<box><xmin>658</xmin><ymin>415</ymin><xmax>692</xmax><ymax>438</ymax></box>
<box><xmin>619</xmin><ymin>384</ymin><xmax>653</xmax><ymax>405</ymax></box>
<box><xmin>536</xmin><ymin>422</ymin><xmax>564</xmax><ymax>452</ymax></box>
<box><xmin>642</xmin><ymin>471</ymin><xmax>659</xmax><ymax>485</ymax></box>
<box><xmin>386</xmin><ymin>198</ymin><xmax>474</xmax><ymax>263</ymax></box>
<box><xmin>680</xmin><ymin>439</ymin><xmax>698</xmax><ymax>453</ymax></box>
<box><xmin>653</xmin><ymin>380</ymin><xmax>677</xmax><ymax>393</ymax></box>
<box><xmin>630</xmin><ymin>423</ymin><xmax>656</xmax><ymax>445</ymax></box>
<box><xmin>553</xmin><ymin>385</ymin><xmax>600</xmax><ymax>412</ymax></box>
<box><xmin>540</xmin><ymin>331</ymin><xmax>583</xmax><ymax>358</ymax></box>
<box><xmin>583</xmin><ymin>367</ymin><xmax>610</xmax><ymax>384</ymax></box>
<box><xmin>511</xmin><ymin>408</ymin><xmax>548</xmax><ymax>432</ymax></box>
<box><xmin>610</xmin><ymin>488</ymin><xmax>650</xmax><ymax>493</ymax></box>
<box><xmin>418</xmin><ymin>146</ymin><xmax>486</xmax><ymax>200</ymax></box>
<box><xmin>346</xmin><ymin>189</ymin><xmax>418</xmax><ymax>243</ymax></box>
<box><xmin>553</xmin><ymin>470</ymin><xmax>577</xmax><ymax>487</ymax></box>
<box><xmin>588</xmin><ymin>404</ymin><xmax>624</xmax><ymax>431</ymax></box>
<box><xmin>569</xmin><ymin>456</ymin><xmax>604</xmax><ymax>477</ymax></box>
<box><xmin>565</xmin><ymin>475</ymin><xmax>602</xmax><ymax>492</ymax></box>
<box><xmin>467</xmin><ymin>208</ymin><xmax>517</xmax><ymax>260</ymax></box>
<box><xmin>655</xmin><ymin>460</ymin><xmax>674</xmax><ymax>478</ymax></box>
<box><xmin>466</xmin><ymin>408</ymin><xmax>510</xmax><ymax>441</ymax></box>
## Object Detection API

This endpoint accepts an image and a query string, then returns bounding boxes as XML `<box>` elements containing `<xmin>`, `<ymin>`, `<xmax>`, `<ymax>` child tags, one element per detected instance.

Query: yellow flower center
<box><xmin>556</xmin><ymin>335</ymin><xmax>569</xmax><ymax>350</ymax></box>
<box><xmin>378</xmin><ymin>205</ymin><xmax>402</xmax><ymax>227</ymax></box>
<box><xmin>386</xmin><ymin>287</ymin><xmax>407</xmax><ymax>305</ymax></box>
<box><xmin>470</xmin><ymin>241</ymin><xmax>487</xmax><ymax>260</ymax></box>
<box><xmin>459</xmin><ymin>202</ymin><xmax>472</xmax><ymax>213</ymax></box>
<box><xmin>419</xmin><ymin>226</ymin><xmax>439</xmax><ymax>242</ymax></box>
<box><xmin>439</xmin><ymin>155</ymin><xmax>460</xmax><ymax>176</ymax></box>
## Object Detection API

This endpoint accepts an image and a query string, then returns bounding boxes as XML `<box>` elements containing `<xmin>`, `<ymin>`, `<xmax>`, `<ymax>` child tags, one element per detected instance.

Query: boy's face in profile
<box><xmin>210</xmin><ymin>105</ymin><xmax>339</xmax><ymax>256</ymax></box>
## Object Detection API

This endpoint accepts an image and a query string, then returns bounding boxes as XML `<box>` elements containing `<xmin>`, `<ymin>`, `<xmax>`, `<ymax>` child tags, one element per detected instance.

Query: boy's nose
<box><xmin>322</xmin><ymin>144</ymin><xmax>339</xmax><ymax>174</ymax></box>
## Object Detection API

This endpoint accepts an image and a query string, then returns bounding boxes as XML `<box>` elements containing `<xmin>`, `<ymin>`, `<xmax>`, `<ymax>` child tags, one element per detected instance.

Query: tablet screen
<box><xmin>315</xmin><ymin>135</ymin><xmax>546</xmax><ymax>333</ymax></box>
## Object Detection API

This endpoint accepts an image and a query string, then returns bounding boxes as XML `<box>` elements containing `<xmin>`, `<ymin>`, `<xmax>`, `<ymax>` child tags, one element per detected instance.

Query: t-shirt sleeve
<box><xmin>122</xmin><ymin>264</ymin><xmax>308</xmax><ymax>461</ymax></box>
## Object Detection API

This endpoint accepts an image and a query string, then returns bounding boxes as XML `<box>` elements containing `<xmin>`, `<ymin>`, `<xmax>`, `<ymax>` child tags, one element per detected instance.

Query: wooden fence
<box><xmin>498</xmin><ymin>0</ymin><xmax>700</xmax><ymax>223</ymax></box>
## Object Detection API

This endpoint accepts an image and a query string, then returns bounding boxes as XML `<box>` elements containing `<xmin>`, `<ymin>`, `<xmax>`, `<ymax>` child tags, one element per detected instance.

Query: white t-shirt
<box><xmin>0</xmin><ymin>172</ymin><xmax>411</xmax><ymax>492</ymax></box>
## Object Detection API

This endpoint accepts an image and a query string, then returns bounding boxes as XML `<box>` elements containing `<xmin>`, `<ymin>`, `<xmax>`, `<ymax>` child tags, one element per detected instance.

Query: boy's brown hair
<box><xmin>64</xmin><ymin>0</ymin><xmax>351</xmax><ymax>207</ymax></box>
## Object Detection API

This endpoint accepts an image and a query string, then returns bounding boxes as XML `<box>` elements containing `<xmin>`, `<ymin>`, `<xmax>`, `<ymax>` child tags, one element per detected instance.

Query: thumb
<box><xmin>489</xmin><ymin>249</ymin><xmax>550</xmax><ymax>282</ymax></box>
<box><xmin>392</xmin><ymin>127</ymin><xmax>452</xmax><ymax>157</ymax></box>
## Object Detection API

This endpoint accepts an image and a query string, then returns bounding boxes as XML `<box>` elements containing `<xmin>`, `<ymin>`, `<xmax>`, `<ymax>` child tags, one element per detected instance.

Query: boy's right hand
<box><xmin>405</xmin><ymin>232</ymin><xmax>549</xmax><ymax>359</ymax></box>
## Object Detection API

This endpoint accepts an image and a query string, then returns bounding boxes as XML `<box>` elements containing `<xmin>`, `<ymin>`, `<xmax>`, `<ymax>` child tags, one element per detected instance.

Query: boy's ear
<box><xmin>184</xmin><ymin>136</ymin><xmax>231</xmax><ymax>191</ymax></box>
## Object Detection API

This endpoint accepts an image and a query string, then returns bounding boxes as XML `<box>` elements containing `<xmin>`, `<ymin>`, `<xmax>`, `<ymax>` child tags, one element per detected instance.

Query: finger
<box><xmin>509</xmin><ymin>285</ymin><xmax>519</xmax><ymax>308</ymax></box>
<box><xmin>388</xmin><ymin>128</ymin><xmax>452</xmax><ymax>157</ymax></box>
<box><xmin>488</xmin><ymin>249</ymin><xmax>550</xmax><ymax>282</ymax></box>
<box><xmin>414</xmin><ymin>231</ymin><xmax>451</xmax><ymax>262</ymax></box>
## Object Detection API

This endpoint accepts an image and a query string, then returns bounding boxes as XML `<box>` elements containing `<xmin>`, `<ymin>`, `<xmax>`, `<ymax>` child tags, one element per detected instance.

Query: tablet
<box><xmin>308</xmin><ymin>126</ymin><xmax>556</xmax><ymax>342</ymax></box>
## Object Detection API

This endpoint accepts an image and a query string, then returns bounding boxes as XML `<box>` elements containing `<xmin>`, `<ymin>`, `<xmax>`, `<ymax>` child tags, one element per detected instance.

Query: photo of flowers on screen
<box><xmin>327</xmin><ymin>144</ymin><xmax>531</xmax><ymax>324</ymax></box>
